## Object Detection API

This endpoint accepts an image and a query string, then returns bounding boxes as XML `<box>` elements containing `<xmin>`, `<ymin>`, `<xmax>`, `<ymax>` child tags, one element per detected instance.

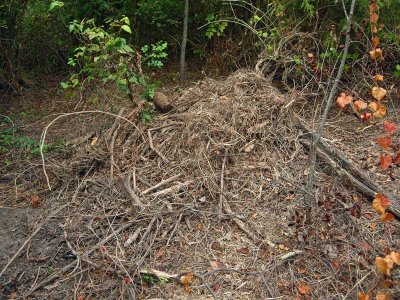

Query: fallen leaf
<box><xmin>390</xmin><ymin>251</ymin><xmax>400</xmax><ymax>265</ymax></box>
<box><xmin>376</xmin><ymin>291</ymin><xmax>391</xmax><ymax>300</ymax></box>
<box><xmin>380</xmin><ymin>212</ymin><xmax>394</xmax><ymax>222</ymax></box>
<box><xmin>373</xmin><ymin>194</ymin><xmax>391</xmax><ymax>215</ymax></box>
<box><xmin>372</xmin><ymin>87</ymin><xmax>387</xmax><ymax>101</ymax></box>
<box><xmin>180</xmin><ymin>273</ymin><xmax>194</xmax><ymax>294</ymax></box>
<box><xmin>123</xmin><ymin>276</ymin><xmax>132</xmax><ymax>285</ymax></box>
<box><xmin>31</xmin><ymin>194</ymin><xmax>41</xmax><ymax>208</ymax></box>
<box><xmin>376</xmin><ymin>194</ymin><xmax>391</xmax><ymax>207</ymax></box>
<box><xmin>370</xmin><ymin>12</ymin><xmax>379</xmax><ymax>23</ymax></box>
<box><xmin>370</xmin><ymin>48</ymin><xmax>383</xmax><ymax>60</ymax></box>
<box><xmin>307</xmin><ymin>53</ymin><xmax>314</xmax><ymax>58</ymax></box>
<box><xmin>336</xmin><ymin>92</ymin><xmax>353</xmax><ymax>109</ymax></box>
<box><xmin>372</xmin><ymin>25</ymin><xmax>378</xmax><ymax>33</ymax></box>
<box><xmin>354</xmin><ymin>99</ymin><xmax>367</xmax><ymax>111</ymax></box>
<box><xmin>373</xmin><ymin>104</ymin><xmax>387</xmax><ymax>118</ymax></box>
<box><xmin>380</xmin><ymin>154</ymin><xmax>392</xmax><ymax>170</ymax></box>
<box><xmin>373</xmin><ymin>199</ymin><xmax>387</xmax><ymax>215</ymax></box>
<box><xmin>378</xmin><ymin>136</ymin><xmax>392</xmax><ymax>150</ymax></box>
<box><xmin>77</xmin><ymin>295</ymin><xmax>85</xmax><ymax>300</ymax></box>
<box><xmin>375</xmin><ymin>256</ymin><xmax>391</xmax><ymax>276</ymax></box>
<box><xmin>372</xmin><ymin>37</ymin><xmax>380</xmax><ymax>49</ymax></box>
<box><xmin>298</xmin><ymin>283</ymin><xmax>311</xmax><ymax>295</ymax></box>
<box><xmin>358</xmin><ymin>291</ymin><xmax>372</xmax><ymax>300</ymax></box>
<box><xmin>368</xmin><ymin>101</ymin><xmax>379</xmax><ymax>112</ymax></box>
<box><xmin>373</xmin><ymin>74</ymin><xmax>383</xmax><ymax>81</ymax></box>
<box><xmin>383</xmin><ymin>121</ymin><xmax>398</xmax><ymax>135</ymax></box>
<box><xmin>360</xmin><ymin>112</ymin><xmax>373</xmax><ymax>122</ymax></box>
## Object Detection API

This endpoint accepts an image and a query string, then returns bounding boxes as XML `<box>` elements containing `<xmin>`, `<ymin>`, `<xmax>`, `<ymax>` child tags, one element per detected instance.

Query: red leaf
<box><xmin>372</xmin><ymin>36</ymin><xmax>380</xmax><ymax>49</ymax></box>
<box><xmin>375</xmin><ymin>194</ymin><xmax>391</xmax><ymax>207</ymax></box>
<box><xmin>360</xmin><ymin>112</ymin><xmax>373</xmax><ymax>122</ymax></box>
<box><xmin>380</xmin><ymin>154</ymin><xmax>392</xmax><ymax>170</ymax></box>
<box><xmin>384</xmin><ymin>121</ymin><xmax>398</xmax><ymax>135</ymax></box>
<box><xmin>378</xmin><ymin>136</ymin><xmax>392</xmax><ymax>150</ymax></box>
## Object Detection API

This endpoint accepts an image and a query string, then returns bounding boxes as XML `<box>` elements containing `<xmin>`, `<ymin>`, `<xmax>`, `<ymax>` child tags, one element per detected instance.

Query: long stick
<box><xmin>305</xmin><ymin>0</ymin><xmax>356</xmax><ymax>219</ymax></box>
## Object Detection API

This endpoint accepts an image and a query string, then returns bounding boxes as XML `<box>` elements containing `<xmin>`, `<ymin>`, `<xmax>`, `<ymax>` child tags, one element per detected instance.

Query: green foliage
<box><xmin>205</xmin><ymin>14</ymin><xmax>228</xmax><ymax>39</ymax></box>
<box><xmin>140</xmin><ymin>106</ymin><xmax>154</xmax><ymax>123</ymax></box>
<box><xmin>61</xmin><ymin>17</ymin><xmax>167</xmax><ymax>102</ymax></box>
<box><xmin>0</xmin><ymin>126</ymin><xmax>48</xmax><ymax>155</ymax></box>
<box><xmin>394</xmin><ymin>65</ymin><xmax>400</xmax><ymax>78</ymax></box>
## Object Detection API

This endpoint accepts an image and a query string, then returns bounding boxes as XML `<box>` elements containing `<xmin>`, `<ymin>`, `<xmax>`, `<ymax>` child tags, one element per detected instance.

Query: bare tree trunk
<box><xmin>179</xmin><ymin>0</ymin><xmax>189</xmax><ymax>87</ymax></box>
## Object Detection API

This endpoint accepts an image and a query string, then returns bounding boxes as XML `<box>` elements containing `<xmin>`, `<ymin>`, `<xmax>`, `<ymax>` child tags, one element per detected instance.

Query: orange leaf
<box><xmin>372</xmin><ymin>36</ymin><xmax>380</xmax><ymax>49</ymax></box>
<box><xmin>123</xmin><ymin>276</ymin><xmax>132</xmax><ymax>285</ymax></box>
<box><xmin>383</xmin><ymin>121</ymin><xmax>398</xmax><ymax>135</ymax></box>
<box><xmin>375</xmin><ymin>194</ymin><xmax>391</xmax><ymax>207</ymax></box>
<box><xmin>372</xmin><ymin>74</ymin><xmax>383</xmax><ymax>81</ymax></box>
<box><xmin>372</xmin><ymin>87</ymin><xmax>387</xmax><ymax>101</ymax></box>
<box><xmin>376</xmin><ymin>291</ymin><xmax>391</xmax><ymax>300</ymax></box>
<box><xmin>368</xmin><ymin>101</ymin><xmax>379</xmax><ymax>112</ymax></box>
<box><xmin>298</xmin><ymin>284</ymin><xmax>311</xmax><ymax>295</ymax></box>
<box><xmin>370</xmin><ymin>12</ymin><xmax>379</xmax><ymax>24</ymax></box>
<box><xmin>380</xmin><ymin>154</ymin><xmax>392</xmax><ymax>170</ymax></box>
<box><xmin>380</xmin><ymin>212</ymin><xmax>394</xmax><ymax>222</ymax></box>
<box><xmin>360</xmin><ymin>112</ymin><xmax>373</xmax><ymax>122</ymax></box>
<box><xmin>180</xmin><ymin>273</ymin><xmax>194</xmax><ymax>294</ymax></box>
<box><xmin>373</xmin><ymin>199</ymin><xmax>386</xmax><ymax>215</ymax></box>
<box><xmin>373</xmin><ymin>104</ymin><xmax>387</xmax><ymax>118</ymax></box>
<box><xmin>336</xmin><ymin>92</ymin><xmax>353</xmax><ymax>109</ymax></box>
<box><xmin>375</xmin><ymin>257</ymin><xmax>391</xmax><ymax>276</ymax></box>
<box><xmin>378</xmin><ymin>136</ymin><xmax>392</xmax><ymax>150</ymax></box>
<box><xmin>390</xmin><ymin>251</ymin><xmax>400</xmax><ymax>265</ymax></box>
<box><xmin>358</xmin><ymin>291</ymin><xmax>372</xmax><ymax>300</ymax></box>
<box><xmin>369</xmin><ymin>3</ymin><xmax>378</xmax><ymax>14</ymax></box>
<box><xmin>354</xmin><ymin>99</ymin><xmax>367</xmax><ymax>111</ymax></box>
<box><xmin>31</xmin><ymin>194</ymin><xmax>41</xmax><ymax>208</ymax></box>
<box><xmin>370</xmin><ymin>48</ymin><xmax>383</xmax><ymax>60</ymax></box>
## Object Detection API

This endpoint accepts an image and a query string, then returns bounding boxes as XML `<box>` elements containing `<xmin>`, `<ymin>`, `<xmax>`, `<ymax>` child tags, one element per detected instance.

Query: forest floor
<box><xmin>0</xmin><ymin>70</ymin><xmax>399</xmax><ymax>300</ymax></box>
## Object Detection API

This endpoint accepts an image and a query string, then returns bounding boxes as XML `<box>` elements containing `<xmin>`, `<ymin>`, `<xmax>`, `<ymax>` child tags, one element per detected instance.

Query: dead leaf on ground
<box><xmin>372</xmin><ymin>87</ymin><xmax>387</xmax><ymax>101</ymax></box>
<box><xmin>369</xmin><ymin>3</ymin><xmax>378</xmax><ymax>14</ymax></box>
<box><xmin>336</xmin><ymin>92</ymin><xmax>353</xmax><ymax>109</ymax></box>
<box><xmin>380</xmin><ymin>212</ymin><xmax>394</xmax><ymax>222</ymax></box>
<box><xmin>375</xmin><ymin>256</ymin><xmax>391</xmax><ymax>276</ymax></box>
<box><xmin>378</xmin><ymin>136</ymin><xmax>392</xmax><ymax>150</ymax></box>
<box><xmin>379</xmin><ymin>154</ymin><xmax>392</xmax><ymax>170</ymax></box>
<box><xmin>31</xmin><ymin>194</ymin><xmax>41</xmax><ymax>207</ymax></box>
<box><xmin>376</xmin><ymin>291</ymin><xmax>391</xmax><ymax>300</ymax></box>
<box><xmin>298</xmin><ymin>283</ymin><xmax>311</xmax><ymax>295</ymax></box>
<box><xmin>354</xmin><ymin>99</ymin><xmax>367</xmax><ymax>111</ymax></box>
<box><xmin>180</xmin><ymin>273</ymin><xmax>194</xmax><ymax>294</ymax></box>
<box><xmin>373</xmin><ymin>74</ymin><xmax>383</xmax><ymax>81</ymax></box>
<box><xmin>383</xmin><ymin>121</ymin><xmax>398</xmax><ymax>135</ymax></box>
<box><xmin>373</xmin><ymin>104</ymin><xmax>387</xmax><ymax>118</ymax></box>
<box><xmin>372</xmin><ymin>194</ymin><xmax>390</xmax><ymax>215</ymax></box>
<box><xmin>358</xmin><ymin>291</ymin><xmax>372</xmax><ymax>300</ymax></box>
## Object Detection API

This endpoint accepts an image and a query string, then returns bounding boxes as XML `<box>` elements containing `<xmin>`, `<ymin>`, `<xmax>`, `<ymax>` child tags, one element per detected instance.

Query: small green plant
<box><xmin>205</xmin><ymin>14</ymin><xmax>228</xmax><ymax>39</ymax></box>
<box><xmin>394</xmin><ymin>65</ymin><xmax>400</xmax><ymax>78</ymax></box>
<box><xmin>61</xmin><ymin>17</ymin><xmax>167</xmax><ymax>104</ymax></box>
<box><xmin>140</xmin><ymin>106</ymin><xmax>154</xmax><ymax>123</ymax></box>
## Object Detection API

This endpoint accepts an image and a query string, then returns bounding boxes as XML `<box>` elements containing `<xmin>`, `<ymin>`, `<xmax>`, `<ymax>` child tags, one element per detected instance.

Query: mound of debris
<box><xmin>2</xmin><ymin>70</ymin><xmax>399</xmax><ymax>299</ymax></box>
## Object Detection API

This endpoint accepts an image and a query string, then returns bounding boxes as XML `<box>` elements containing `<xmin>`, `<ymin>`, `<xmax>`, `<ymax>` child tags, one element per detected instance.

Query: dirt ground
<box><xmin>0</xmin><ymin>71</ymin><xmax>399</xmax><ymax>299</ymax></box>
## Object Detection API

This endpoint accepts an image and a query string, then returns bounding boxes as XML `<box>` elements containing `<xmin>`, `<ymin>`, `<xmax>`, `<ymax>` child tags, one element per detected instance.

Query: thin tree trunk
<box><xmin>179</xmin><ymin>0</ymin><xmax>189</xmax><ymax>87</ymax></box>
